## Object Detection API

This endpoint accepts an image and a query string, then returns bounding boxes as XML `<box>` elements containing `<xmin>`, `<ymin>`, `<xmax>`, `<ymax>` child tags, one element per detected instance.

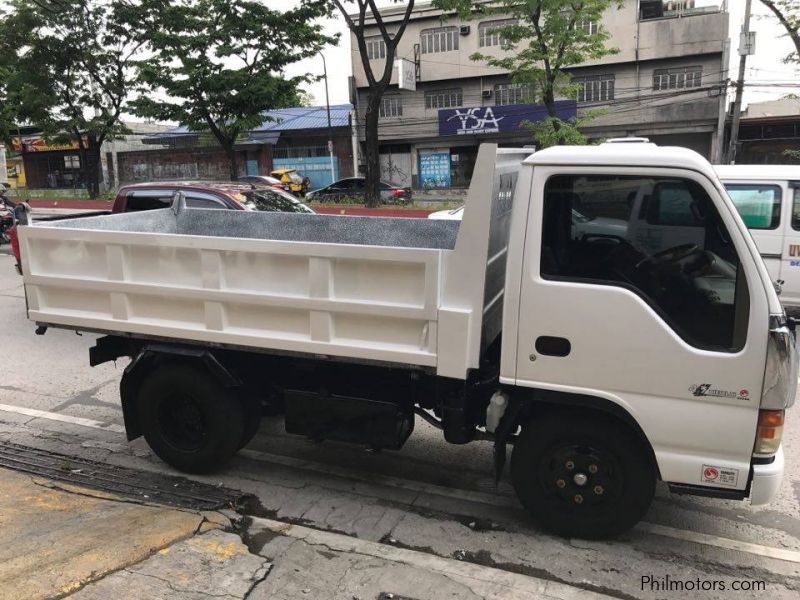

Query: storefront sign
<box><xmin>438</xmin><ymin>101</ymin><xmax>577</xmax><ymax>136</ymax></box>
<box><xmin>396</xmin><ymin>58</ymin><xmax>416</xmax><ymax>91</ymax></box>
<box><xmin>11</xmin><ymin>135</ymin><xmax>88</xmax><ymax>153</ymax></box>
<box><xmin>418</xmin><ymin>151</ymin><xmax>451</xmax><ymax>189</ymax></box>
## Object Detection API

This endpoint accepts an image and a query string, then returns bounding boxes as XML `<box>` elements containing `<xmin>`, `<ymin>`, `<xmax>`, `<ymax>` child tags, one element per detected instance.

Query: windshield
<box><xmin>244</xmin><ymin>190</ymin><xmax>314</xmax><ymax>213</ymax></box>
<box><xmin>286</xmin><ymin>172</ymin><xmax>304</xmax><ymax>184</ymax></box>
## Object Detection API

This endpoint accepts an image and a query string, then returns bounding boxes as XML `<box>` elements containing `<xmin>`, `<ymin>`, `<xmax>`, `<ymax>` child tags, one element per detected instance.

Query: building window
<box><xmin>494</xmin><ymin>82</ymin><xmax>532</xmax><ymax>106</ymax></box>
<box><xmin>653</xmin><ymin>66</ymin><xmax>702</xmax><ymax>91</ymax></box>
<box><xmin>572</xmin><ymin>74</ymin><xmax>615</xmax><ymax>102</ymax></box>
<box><xmin>64</xmin><ymin>155</ymin><xmax>80</xmax><ymax>169</ymax></box>
<box><xmin>425</xmin><ymin>88</ymin><xmax>463</xmax><ymax>109</ymax></box>
<box><xmin>421</xmin><ymin>26</ymin><xmax>459</xmax><ymax>54</ymax></box>
<box><xmin>379</xmin><ymin>95</ymin><xmax>403</xmax><ymax>118</ymax></box>
<box><xmin>574</xmin><ymin>19</ymin><xmax>598</xmax><ymax>35</ymax></box>
<box><xmin>365</xmin><ymin>36</ymin><xmax>386</xmax><ymax>60</ymax></box>
<box><xmin>479</xmin><ymin>19</ymin><xmax>516</xmax><ymax>47</ymax></box>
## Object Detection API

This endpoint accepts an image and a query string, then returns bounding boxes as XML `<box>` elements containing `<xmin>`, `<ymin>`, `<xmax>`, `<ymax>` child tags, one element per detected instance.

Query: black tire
<box><xmin>137</xmin><ymin>364</ymin><xmax>245</xmax><ymax>474</ymax></box>
<box><xmin>511</xmin><ymin>409</ymin><xmax>655</xmax><ymax>539</ymax></box>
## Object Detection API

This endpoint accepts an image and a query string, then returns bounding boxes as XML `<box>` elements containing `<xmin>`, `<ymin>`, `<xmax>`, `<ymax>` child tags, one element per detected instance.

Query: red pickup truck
<box><xmin>9</xmin><ymin>181</ymin><xmax>313</xmax><ymax>274</ymax></box>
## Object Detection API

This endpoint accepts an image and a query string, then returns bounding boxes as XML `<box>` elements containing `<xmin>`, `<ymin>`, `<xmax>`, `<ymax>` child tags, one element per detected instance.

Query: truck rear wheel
<box><xmin>511</xmin><ymin>410</ymin><xmax>655</xmax><ymax>539</ymax></box>
<box><xmin>137</xmin><ymin>364</ymin><xmax>245</xmax><ymax>474</ymax></box>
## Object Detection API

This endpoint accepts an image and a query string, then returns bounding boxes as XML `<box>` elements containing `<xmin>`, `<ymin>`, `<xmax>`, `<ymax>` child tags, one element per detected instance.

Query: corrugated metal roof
<box><xmin>143</xmin><ymin>104</ymin><xmax>352</xmax><ymax>143</ymax></box>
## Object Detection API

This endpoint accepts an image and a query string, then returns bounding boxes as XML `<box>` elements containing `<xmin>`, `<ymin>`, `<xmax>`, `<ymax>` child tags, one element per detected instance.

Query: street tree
<box><xmin>760</xmin><ymin>0</ymin><xmax>800</xmax><ymax>64</ymax></box>
<box><xmin>437</xmin><ymin>0</ymin><xmax>623</xmax><ymax>147</ymax></box>
<box><xmin>2</xmin><ymin>0</ymin><xmax>142</xmax><ymax>197</ymax></box>
<box><xmin>129</xmin><ymin>0</ymin><xmax>335</xmax><ymax>182</ymax></box>
<box><xmin>330</xmin><ymin>0</ymin><xmax>415</xmax><ymax>207</ymax></box>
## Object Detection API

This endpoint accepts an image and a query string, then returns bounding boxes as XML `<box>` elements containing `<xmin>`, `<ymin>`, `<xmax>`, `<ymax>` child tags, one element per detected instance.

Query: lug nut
<box><xmin>594</xmin><ymin>485</ymin><xmax>604</xmax><ymax>495</ymax></box>
<box><xmin>574</xmin><ymin>494</ymin><xmax>584</xmax><ymax>504</ymax></box>
<box><xmin>565</xmin><ymin>460</ymin><xmax>575</xmax><ymax>470</ymax></box>
<box><xmin>588</xmin><ymin>464</ymin><xmax>598</xmax><ymax>474</ymax></box>
<box><xmin>556</xmin><ymin>479</ymin><xmax>566</xmax><ymax>489</ymax></box>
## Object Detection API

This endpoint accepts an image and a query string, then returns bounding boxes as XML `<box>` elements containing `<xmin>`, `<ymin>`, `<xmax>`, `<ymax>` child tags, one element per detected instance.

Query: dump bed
<box><xmin>19</xmin><ymin>145</ymin><xmax>530</xmax><ymax>378</ymax></box>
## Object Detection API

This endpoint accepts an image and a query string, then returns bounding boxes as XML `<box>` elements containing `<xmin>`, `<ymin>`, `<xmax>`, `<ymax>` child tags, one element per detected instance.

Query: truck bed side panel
<box><xmin>20</xmin><ymin>223</ymin><xmax>444</xmax><ymax>367</ymax></box>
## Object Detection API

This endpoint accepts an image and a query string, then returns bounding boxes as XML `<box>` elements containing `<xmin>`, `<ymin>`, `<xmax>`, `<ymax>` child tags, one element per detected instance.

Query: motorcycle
<box><xmin>0</xmin><ymin>184</ymin><xmax>14</xmax><ymax>245</ymax></box>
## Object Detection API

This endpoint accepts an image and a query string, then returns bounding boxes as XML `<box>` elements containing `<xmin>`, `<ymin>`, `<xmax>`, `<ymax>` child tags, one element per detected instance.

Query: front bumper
<box><xmin>749</xmin><ymin>446</ymin><xmax>784</xmax><ymax>506</ymax></box>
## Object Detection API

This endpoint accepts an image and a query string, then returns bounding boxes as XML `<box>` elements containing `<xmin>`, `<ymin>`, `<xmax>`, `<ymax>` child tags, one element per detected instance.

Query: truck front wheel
<box><xmin>511</xmin><ymin>409</ymin><xmax>655</xmax><ymax>539</ymax></box>
<box><xmin>137</xmin><ymin>364</ymin><xmax>245</xmax><ymax>474</ymax></box>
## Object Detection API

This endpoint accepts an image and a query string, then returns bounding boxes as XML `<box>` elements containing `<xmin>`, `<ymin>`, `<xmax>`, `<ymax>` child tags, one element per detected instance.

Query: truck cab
<box><xmin>19</xmin><ymin>142</ymin><xmax>796</xmax><ymax>539</ymax></box>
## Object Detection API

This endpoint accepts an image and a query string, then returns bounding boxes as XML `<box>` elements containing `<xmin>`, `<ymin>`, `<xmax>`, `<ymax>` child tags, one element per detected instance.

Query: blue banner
<box><xmin>438</xmin><ymin>101</ymin><xmax>577</xmax><ymax>137</ymax></box>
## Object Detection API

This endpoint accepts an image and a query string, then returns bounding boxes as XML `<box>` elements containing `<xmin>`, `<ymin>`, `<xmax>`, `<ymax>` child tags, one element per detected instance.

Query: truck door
<box><xmin>779</xmin><ymin>183</ymin><xmax>800</xmax><ymax>311</ymax></box>
<box><xmin>514</xmin><ymin>167</ymin><xmax>770</xmax><ymax>489</ymax></box>
<box><xmin>722</xmin><ymin>181</ymin><xmax>783</xmax><ymax>287</ymax></box>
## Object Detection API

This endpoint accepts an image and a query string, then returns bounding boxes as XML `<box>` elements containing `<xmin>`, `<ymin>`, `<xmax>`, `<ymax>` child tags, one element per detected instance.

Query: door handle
<box><xmin>535</xmin><ymin>336</ymin><xmax>571</xmax><ymax>357</ymax></box>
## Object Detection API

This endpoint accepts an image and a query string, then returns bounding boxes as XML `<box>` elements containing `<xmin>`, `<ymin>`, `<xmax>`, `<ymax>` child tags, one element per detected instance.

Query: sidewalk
<box><xmin>0</xmin><ymin>445</ymin><xmax>611</xmax><ymax>600</ymax></box>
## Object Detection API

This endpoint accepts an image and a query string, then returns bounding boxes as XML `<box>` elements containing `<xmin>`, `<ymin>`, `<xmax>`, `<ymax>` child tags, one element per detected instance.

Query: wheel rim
<box><xmin>156</xmin><ymin>394</ymin><xmax>207</xmax><ymax>452</ymax></box>
<box><xmin>537</xmin><ymin>442</ymin><xmax>624</xmax><ymax>511</ymax></box>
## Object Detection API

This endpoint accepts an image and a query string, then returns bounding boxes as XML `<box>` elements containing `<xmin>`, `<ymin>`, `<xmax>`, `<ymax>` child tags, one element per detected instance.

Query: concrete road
<box><xmin>1</xmin><ymin>253</ymin><xmax>799</xmax><ymax>598</ymax></box>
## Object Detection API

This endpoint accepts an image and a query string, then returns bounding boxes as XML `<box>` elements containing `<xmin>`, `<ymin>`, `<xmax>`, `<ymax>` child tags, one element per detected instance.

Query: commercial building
<box><xmin>131</xmin><ymin>105</ymin><xmax>356</xmax><ymax>190</ymax></box>
<box><xmin>351</xmin><ymin>0</ymin><xmax>730</xmax><ymax>188</ymax></box>
<box><xmin>9</xmin><ymin>122</ymin><xmax>171</xmax><ymax>191</ymax></box>
<box><xmin>732</xmin><ymin>97</ymin><xmax>800</xmax><ymax>164</ymax></box>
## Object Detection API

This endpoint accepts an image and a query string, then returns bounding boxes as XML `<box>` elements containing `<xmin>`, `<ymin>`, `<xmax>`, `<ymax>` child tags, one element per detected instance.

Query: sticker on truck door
<box><xmin>689</xmin><ymin>384</ymin><xmax>750</xmax><ymax>401</ymax></box>
<box><xmin>701</xmin><ymin>465</ymin><xmax>739</xmax><ymax>487</ymax></box>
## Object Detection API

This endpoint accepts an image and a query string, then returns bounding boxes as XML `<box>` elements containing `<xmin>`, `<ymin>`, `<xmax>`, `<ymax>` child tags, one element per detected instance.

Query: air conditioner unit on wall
<box><xmin>482</xmin><ymin>89</ymin><xmax>492</xmax><ymax>99</ymax></box>
<box><xmin>460</xmin><ymin>25</ymin><xmax>470</xmax><ymax>35</ymax></box>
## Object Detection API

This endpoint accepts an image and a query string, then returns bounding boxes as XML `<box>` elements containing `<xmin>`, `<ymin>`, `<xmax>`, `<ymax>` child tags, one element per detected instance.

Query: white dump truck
<box><xmin>18</xmin><ymin>142</ymin><xmax>796</xmax><ymax>539</ymax></box>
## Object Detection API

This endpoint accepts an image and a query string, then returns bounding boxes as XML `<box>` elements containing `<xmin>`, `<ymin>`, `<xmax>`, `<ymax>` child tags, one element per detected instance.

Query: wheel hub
<box><xmin>540</xmin><ymin>444</ymin><xmax>622</xmax><ymax>508</ymax></box>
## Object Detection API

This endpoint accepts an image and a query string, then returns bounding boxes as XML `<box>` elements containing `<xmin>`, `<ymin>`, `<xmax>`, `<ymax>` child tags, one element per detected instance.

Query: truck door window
<box><xmin>185</xmin><ymin>196</ymin><xmax>227</xmax><ymax>209</ymax></box>
<box><xmin>724</xmin><ymin>184</ymin><xmax>781</xmax><ymax>229</ymax></box>
<box><xmin>541</xmin><ymin>175</ymin><xmax>749</xmax><ymax>352</ymax></box>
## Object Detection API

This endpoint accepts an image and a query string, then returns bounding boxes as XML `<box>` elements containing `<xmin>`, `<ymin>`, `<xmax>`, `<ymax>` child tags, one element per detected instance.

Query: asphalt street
<box><xmin>1</xmin><ymin>251</ymin><xmax>799</xmax><ymax>598</ymax></box>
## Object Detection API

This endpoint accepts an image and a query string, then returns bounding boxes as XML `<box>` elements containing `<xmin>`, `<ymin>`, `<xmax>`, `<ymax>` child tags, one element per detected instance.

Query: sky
<box><xmin>281</xmin><ymin>0</ymin><xmax>800</xmax><ymax>110</ymax></box>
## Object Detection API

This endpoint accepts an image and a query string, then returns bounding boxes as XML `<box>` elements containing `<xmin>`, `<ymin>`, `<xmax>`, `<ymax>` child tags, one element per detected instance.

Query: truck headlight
<box><xmin>761</xmin><ymin>315</ymin><xmax>798</xmax><ymax>411</ymax></box>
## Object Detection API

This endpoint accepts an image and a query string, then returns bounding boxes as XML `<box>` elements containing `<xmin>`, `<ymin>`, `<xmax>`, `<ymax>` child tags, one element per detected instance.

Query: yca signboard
<box><xmin>438</xmin><ymin>101</ymin><xmax>576</xmax><ymax>137</ymax></box>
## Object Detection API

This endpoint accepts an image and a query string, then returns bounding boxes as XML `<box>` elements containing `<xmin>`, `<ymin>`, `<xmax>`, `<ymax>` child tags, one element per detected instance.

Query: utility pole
<box><xmin>320</xmin><ymin>53</ymin><xmax>336</xmax><ymax>185</ymax></box>
<box><xmin>727</xmin><ymin>0</ymin><xmax>754</xmax><ymax>164</ymax></box>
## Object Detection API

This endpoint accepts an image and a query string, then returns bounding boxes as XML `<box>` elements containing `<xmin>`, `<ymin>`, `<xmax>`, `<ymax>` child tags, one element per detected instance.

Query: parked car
<box><xmin>238</xmin><ymin>175</ymin><xmax>290</xmax><ymax>193</ymax></box>
<box><xmin>9</xmin><ymin>182</ymin><xmax>313</xmax><ymax>274</ymax></box>
<box><xmin>307</xmin><ymin>177</ymin><xmax>412</xmax><ymax>204</ymax></box>
<box><xmin>112</xmin><ymin>181</ymin><xmax>314</xmax><ymax>214</ymax></box>
<box><xmin>270</xmin><ymin>168</ymin><xmax>310</xmax><ymax>196</ymax></box>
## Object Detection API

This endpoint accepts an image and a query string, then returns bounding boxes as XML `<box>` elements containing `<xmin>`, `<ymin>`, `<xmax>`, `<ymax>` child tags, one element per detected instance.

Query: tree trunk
<box><xmin>225</xmin><ymin>144</ymin><xmax>239</xmax><ymax>182</ymax></box>
<box><xmin>364</xmin><ymin>93</ymin><xmax>382</xmax><ymax>208</ymax></box>
<box><xmin>86</xmin><ymin>136</ymin><xmax>101</xmax><ymax>199</ymax></box>
<box><xmin>542</xmin><ymin>85</ymin><xmax>563</xmax><ymax>146</ymax></box>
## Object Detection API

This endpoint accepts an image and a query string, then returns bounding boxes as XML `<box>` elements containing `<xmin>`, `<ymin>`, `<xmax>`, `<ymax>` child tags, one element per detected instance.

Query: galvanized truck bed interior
<box><xmin>48</xmin><ymin>209</ymin><xmax>461</xmax><ymax>250</ymax></box>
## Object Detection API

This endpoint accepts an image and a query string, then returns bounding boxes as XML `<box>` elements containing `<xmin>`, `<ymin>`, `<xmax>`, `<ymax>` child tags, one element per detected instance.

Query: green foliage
<box><xmin>784</xmin><ymin>148</ymin><xmax>800</xmax><ymax>161</ymax></box>
<box><xmin>436</xmin><ymin>0</ymin><xmax>623</xmax><ymax>147</ymax></box>
<box><xmin>2</xmin><ymin>1</ymin><xmax>137</xmax><ymax>144</ymax></box>
<box><xmin>128</xmin><ymin>0</ymin><xmax>336</xmax><ymax>179</ymax></box>
<box><xmin>760</xmin><ymin>0</ymin><xmax>800</xmax><ymax>64</ymax></box>
<box><xmin>0</xmin><ymin>0</ymin><xmax>141</xmax><ymax>196</ymax></box>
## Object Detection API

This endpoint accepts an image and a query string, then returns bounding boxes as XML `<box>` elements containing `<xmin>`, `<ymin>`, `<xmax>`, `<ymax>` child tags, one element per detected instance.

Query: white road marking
<box><xmin>249</xmin><ymin>515</ymin><xmax>610</xmax><ymax>600</ymax></box>
<box><xmin>0</xmin><ymin>402</ymin><xmax>125</xmax><ymax>434</ymax></box>
<box><xmin>636</xmin><ymin>522</ymin><xmax>800</xmax><ymax>564</ymax></box>
<box><xmin>1</xmin><ymin>401</ymin><xmax>799</xmax><ymax>565</ymax></box>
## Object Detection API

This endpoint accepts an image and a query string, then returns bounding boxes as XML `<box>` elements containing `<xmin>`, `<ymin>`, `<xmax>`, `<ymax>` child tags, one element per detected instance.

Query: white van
<box><xmin>713</xmin><ymin>166</ymin><xmax>800</xmax><ymax>314</ymax></box>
